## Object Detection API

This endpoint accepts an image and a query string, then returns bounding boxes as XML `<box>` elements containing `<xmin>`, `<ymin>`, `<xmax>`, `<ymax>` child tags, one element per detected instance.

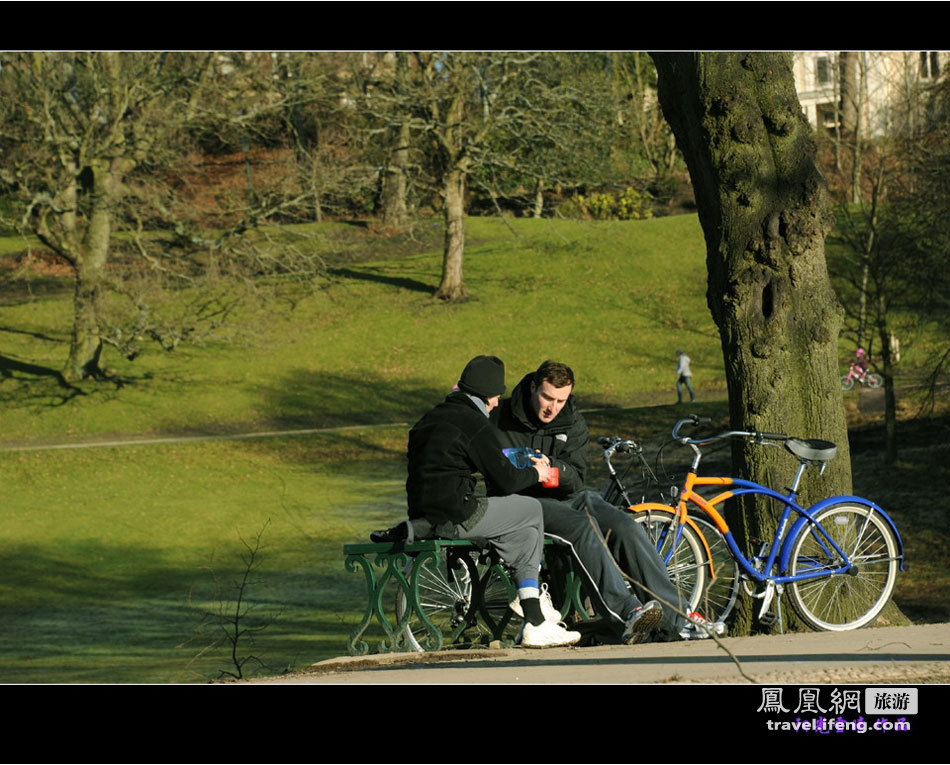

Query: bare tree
<box><xmin>268</xmin><ymin>52</ymin><xmax>377</xmax><ymax>225</ymax></box>
<box><xmin>376</xmin><ymin>52</ymin><xmax>413</xmax><ymax>229</ymax></box>
<box><xmin>0</xmin><ymin>52</ymin><xmax>340</xmax><ymax>380</ymax></box>
<box><xmin>610</xmin><ymin>52</ymin><xmax>680</xmax><ymax>183</ymax></box>
<box><xmin>356</xmin><ymin>52</ymin><xmax>551</xmax><ymax>301</ymax></box>
<box><xmin>826</xmin><ymin>53</ymin><xmax>950</xmax><ymax>462</ymax></box>
<box><xmin>414</xmin><ymin>52</ymin><xmax>493</xmax><ymax>301</ymax></box>
<box><xmin>0</xmin><ymin>52</ymin><xmax>218</xmax><ymax>379</ymax></box>
<box><xmin>833</xmin><ymin>155</ymin><xmax>906</xmax><ymax>464</ymax></box>
<box><xmin>471</xmin><ymin>53</ymin><xmax>629</xmax><ymax>218</ymax></box>
<box><xmin>185</xmin><ymin>520</ymin><xmax>279</xmax><ymax>681</ymax></box>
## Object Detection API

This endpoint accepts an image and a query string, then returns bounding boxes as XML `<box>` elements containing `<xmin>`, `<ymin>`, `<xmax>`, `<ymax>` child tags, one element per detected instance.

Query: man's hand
<box><xmin>530</xmin><ymin>452</ymin><xmax>556</xmax><ymax>484</ymax></box>
<box><xmin>529</xmin><ymin>451</ymin><xmax>550</xmax><ymax>468</ymax></box>
<box><xmin>532</xmin><ymin>462</ymin><xmax>554</xmax><ymax>484</ymax></box>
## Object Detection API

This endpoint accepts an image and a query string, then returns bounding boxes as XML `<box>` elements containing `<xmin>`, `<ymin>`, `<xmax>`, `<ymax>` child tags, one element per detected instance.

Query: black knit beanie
<box><xmin>457</xmin><ymin>355</ymin><xmax>506</xmax><ymax>399</ymax></box>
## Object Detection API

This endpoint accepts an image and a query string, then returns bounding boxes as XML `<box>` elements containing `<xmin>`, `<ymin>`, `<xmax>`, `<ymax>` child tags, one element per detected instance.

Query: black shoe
<box><xmin>370</xmin><ymin>522</ymin><xmax>407</xmax><ymax>544</ymax></box>
<box><xmin>621</xmin><ymin>600</ymin><xmax>663</xmax><ymax>645</ymax></box>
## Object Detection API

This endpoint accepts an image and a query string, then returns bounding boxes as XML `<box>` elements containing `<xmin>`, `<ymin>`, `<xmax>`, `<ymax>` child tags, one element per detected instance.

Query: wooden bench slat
<box><xmin>344</xmin><ymin>536</ymin><xmax>557</xmax><ymax>555</ymax></box>
<box><xmin>343</xmin><ymin>538</ymin><xmax>478</xmax><ymax>555</ymax></box>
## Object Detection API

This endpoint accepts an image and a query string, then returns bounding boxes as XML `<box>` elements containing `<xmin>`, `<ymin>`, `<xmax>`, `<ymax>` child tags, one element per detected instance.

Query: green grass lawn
<box><xmin>0</xmin><ymin>216</ymin><xmax>724</xmax><ymax>441</ymax></box>
<box><xmin>0</xmin><ymin>428</ymin><xmax>407</xmax><ymax>682</ymax></box>
<box><xmin>1</xmin><ymin>214</ymin><xmax>945</xmax><ymax>682</ymax></box>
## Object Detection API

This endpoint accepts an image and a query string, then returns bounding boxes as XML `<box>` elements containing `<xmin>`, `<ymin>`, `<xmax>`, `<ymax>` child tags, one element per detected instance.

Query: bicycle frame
<box><xmin>661</xmin><ymin>421</ymin><xmax>904</xmax><ymax>587</ymax></box>
<box><xmin>675</xmin><ymin>473</ymin><xmax>904</xmax><ymax>586</ymax></box>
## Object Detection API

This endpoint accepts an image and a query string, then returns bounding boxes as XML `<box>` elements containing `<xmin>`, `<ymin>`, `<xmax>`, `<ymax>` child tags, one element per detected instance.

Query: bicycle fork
<box><xmin>739</xmin><ymin>461</ymin><xmax>812</xmax><ymax>633</ymax></box>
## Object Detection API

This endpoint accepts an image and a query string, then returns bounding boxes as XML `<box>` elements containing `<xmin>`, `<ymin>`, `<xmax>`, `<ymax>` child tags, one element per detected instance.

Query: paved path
<box><xmin>254</xmin><ymin>623</ymin><xmax>950</xmax><ymax>685</ymax></box>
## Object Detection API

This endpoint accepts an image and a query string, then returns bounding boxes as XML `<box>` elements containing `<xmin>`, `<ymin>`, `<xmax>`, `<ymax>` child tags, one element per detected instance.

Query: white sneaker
<box><xmin>679</xmin><ymin>610</ymin><xmax>727</xmax><ymax>640</ymax></box>
<box><xmin>509</xmin><ymin>583</ymin><xmax>563</xmax><ymax>624</ymax></box>
<box><xmin>521</xmin><ymin>620</ymin><xmax>581</xmax><ymax>649</ymax></box>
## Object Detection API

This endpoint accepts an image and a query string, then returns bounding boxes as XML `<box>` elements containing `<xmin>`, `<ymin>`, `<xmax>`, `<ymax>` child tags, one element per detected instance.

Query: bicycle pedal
<box><xmin>758</xmin><ymin>611</ymin><xmax>777</xmax><ymax>627</ymax></box>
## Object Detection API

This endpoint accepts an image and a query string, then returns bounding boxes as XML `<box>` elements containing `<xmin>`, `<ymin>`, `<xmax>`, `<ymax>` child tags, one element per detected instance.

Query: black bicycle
<box><xmin>597</xmin><ymin>434</ymin><xmax>741</xmax><ymax>624</ymax></box>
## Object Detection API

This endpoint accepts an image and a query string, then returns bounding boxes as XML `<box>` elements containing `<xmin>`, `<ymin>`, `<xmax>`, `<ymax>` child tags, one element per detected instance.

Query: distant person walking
<box><xmin>675</xmin><ymin>349</ymin><xmax>695</xmax><ymax>404</ymax></box>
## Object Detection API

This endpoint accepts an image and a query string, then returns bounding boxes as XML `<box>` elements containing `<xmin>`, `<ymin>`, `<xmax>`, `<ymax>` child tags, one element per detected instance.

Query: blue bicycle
<box><xmin>618</xmin><ymin>416</ymin><xmax>904</xmax><ymax>631</ymax></box>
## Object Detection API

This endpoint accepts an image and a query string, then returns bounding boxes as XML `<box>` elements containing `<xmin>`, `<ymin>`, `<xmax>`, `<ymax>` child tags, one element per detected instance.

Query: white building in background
<box><xmin>793</xmin><ymin>51</ymin><xmax>947</xmax><ymax>137</ymax></box>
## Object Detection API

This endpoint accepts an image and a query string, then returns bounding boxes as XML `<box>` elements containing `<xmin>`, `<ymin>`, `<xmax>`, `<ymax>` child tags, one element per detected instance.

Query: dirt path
<box><xmin>249</xmin><ymin>622</ymin><xmax>950</xmax><ymax>685</ymax></box>
<box><xmin>0</xmin><ymin>420</ymin><xmax>414</xmax><ymax>452</ymax></box>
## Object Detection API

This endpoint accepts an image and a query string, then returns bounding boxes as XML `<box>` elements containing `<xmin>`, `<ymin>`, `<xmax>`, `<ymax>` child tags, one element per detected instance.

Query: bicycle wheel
<box><xmin>630</xmin><ymin>508</ymin><xmax>706</xmax><ymax>614</ymax></box>
<box><xmin>841</xmin><ymin>375</ymin><xmax>855</xmax><ymax>391</ymax></box>
<box><xmin>395</xmin><ymin>549</ymin><xmax>516</xmax><ymax>651</ymax></box>
<box><xmin>689</xmin><ymin>515</ymin><xmax>741</xmax><ymax>624</ymax></box>
<box><xmin>866</xmin><ymin>373</ymin><xmax>883</xmax><ymax>389</ymax></box>
<box><xmin>786</xmin><ymin>503</ymin><xmax>900</xmax><ymax>631</ymax></box>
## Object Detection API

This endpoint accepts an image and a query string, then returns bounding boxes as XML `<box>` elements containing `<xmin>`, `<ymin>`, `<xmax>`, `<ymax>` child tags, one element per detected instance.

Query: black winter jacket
<box><xmin>488</xmin><ymin>373</ymin><xmax>590</xmax><ymax>500</ymax></box>
<box><xmin>406</xmin><ymin>390</ymin><xmax>541</xmax><ymax>526</ymax></box>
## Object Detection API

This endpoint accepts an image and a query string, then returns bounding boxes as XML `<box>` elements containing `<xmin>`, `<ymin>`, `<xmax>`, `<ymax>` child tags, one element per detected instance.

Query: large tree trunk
<box><xmin>435</xmin><ymin>167</ymin><xmax>468</xmax><ymax>300</ymax></box>
<box><xmin>839</xmin><ymin>53</ymin><xmax>859</xmax><ymax>134</ymax></box>
<box><xmin>651</xmin><ymin>52</ymin><xmax>860</xmax><ymax>634</ymax></box>
<box><xmin>66</xmin><ymin>268</ymin><xmax>105</xmax><ymax>381</ymax></box>
<box><xmin>64</xmin><ymin>163</ymin><xmax>116</xmax><ymax>381</ymax></box>
<box><xmin>380</xmin><ymin>117</ymin><xmax>410</xmax><ymax>229</ymax></box>
<box><xmin>840</xmin><ymin>52</ymin><xmax>866</xmax><ymax>204</ymax></box>
<box><xmin>532</xmin><ymin>179</ymin><xmax>545</xmax><ymax>218</ymax></box>
<box><xmin>380</xmin><ymin>52</ymin><xmax>411</xmax><ymax>230</ymax></box>
<box><xmin>434</xmin><ymin>87</ymin><xmax>469</xmax><ymax>302</ymax></box>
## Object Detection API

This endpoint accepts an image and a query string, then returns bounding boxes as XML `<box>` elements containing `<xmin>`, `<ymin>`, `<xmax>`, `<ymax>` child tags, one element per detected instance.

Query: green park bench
<box><xmin>343</xmin><ymin>536</ymin><xmax>590</xmax><ymax>656</ymax></box>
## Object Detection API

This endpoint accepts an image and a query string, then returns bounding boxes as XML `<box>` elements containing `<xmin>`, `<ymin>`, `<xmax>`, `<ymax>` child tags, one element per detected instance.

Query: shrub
<box><xmin>568</xmin><ymin>186</ymin><xmax>654</xmax><ymax>221</ymax></box>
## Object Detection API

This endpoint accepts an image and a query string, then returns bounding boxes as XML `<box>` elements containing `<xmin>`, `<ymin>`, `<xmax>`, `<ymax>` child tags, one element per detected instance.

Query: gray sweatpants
<box><xmin>452</xmin><ymin>495</ymin><xmax>544</xmax><ymax>585</ymax></box>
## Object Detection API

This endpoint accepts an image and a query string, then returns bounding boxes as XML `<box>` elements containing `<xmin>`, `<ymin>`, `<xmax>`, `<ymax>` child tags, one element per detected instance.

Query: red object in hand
<box><xmin>542</xmin><ymin>466</ymin><xmax>559</xmax><ymax>488</ymax></box>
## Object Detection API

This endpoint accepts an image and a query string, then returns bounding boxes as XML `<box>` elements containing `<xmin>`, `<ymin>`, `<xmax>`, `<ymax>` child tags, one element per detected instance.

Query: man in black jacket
<box><xmin>490</xmin><ymin>360</ymin><xmax>720</xmax><ymax>643</ymax></box>
<box><xmin>405</xmin><ymin>355</ymin><xmax>581</xmax><ymax>649</ymax></box>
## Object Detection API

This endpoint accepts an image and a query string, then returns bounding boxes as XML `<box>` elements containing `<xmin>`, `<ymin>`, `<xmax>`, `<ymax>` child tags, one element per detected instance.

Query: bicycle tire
<box><xmin>840</xmin><ymin>375</ymin><xmax>855</xmax><ymax>391</ymax></box>
<box><xmin>395</xmin><ymin>549</ymin><xmax>516</xmax><ymax>651</ymax></box>
<box><xmin>786</xmin><ymin>503</ymin><xmax>900</xmax><ymax>631</ymax></box>
<box><xmin>866</xmin><ymin>373</ymin><xmax>883</xmax><ymax>389</ymax></box>
<box><xmin>629</xmin><ymin>507</ymin><xmax>706</xmax><ymax>614</ymax></box>
<box><xmin>687</xmin><ymin>515</ymin><xmax>742</xmax><ymax>624</ymax></box>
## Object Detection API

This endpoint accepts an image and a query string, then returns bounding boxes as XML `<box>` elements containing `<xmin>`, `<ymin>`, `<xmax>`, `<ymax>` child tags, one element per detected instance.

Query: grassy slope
<box><xmin>1</xmin><ymin>215</ymin><xmax>945</xmax><ymax>682</ymax></box>
<box><xmin>0</xmin><ymin>216</ymin><xmax>723</xmax><ymax>441</ymax></box>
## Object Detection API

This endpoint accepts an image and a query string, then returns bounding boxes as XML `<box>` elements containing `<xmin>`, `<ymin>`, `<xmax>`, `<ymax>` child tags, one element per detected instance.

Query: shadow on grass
<box><xmin>257</xmin><ymin>368</ymin><xmax>445</xmax><ymax>433</ymax></box>
<box><xmin>247</xmin><ymin>369</ymin><xmax>720</xmax><ymax>480</ymax></box>
<box><xmin>0</xmin><ymin>354</ymin><xmax>203</xmax><ymax>419</ymax></box>
<box><xmin>0</xmin><ymin>324</ymin><xmax>66</xmax><ymax>344</ymax></box>
<box><xmin>847</xmin><ymin>414</ymin><xmax>950</xmax><ymax>625</ymax></box>
<box><xmin>0</xmin><ymin>353</ymin><xmax>88</xmax><ymax>406</ymax></box>
<box><xmin>328</xmin><ymin>266</ymin><xmax>434</xmax><ymax>294</ymax></box>
<box><xmin>0</xmin><ymin>540</ymin><xmax>364</xmax><ymax>683</ymax></box>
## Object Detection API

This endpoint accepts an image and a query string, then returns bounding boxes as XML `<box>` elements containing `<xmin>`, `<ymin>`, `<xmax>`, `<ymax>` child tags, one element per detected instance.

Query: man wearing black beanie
<box><xmin>405</xmin><ymin>355</ymin><xmax>581</xmax><ymax>648</ymax></box>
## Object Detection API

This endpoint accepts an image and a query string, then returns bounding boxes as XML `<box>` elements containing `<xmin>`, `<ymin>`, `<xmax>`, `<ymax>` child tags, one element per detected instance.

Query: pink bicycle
<box><xmin>841</xmin><ymin>362</ymin><xmax>882</xmax><ymax>391</ymax></box>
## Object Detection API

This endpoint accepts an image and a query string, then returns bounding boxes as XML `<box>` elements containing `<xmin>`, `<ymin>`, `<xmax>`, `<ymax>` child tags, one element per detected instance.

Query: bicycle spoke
<box><xmin>787</xmin><ymin>504</ymin><xmax>899</xmax><ymax>631</ymax></box>
<box><xmin>630</xmin><ymin>509</ymin><xmax>707</xmax><ymax>616</ymax></box>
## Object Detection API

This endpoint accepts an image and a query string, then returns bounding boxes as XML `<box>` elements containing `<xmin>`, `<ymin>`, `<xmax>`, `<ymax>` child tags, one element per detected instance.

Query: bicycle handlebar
<box><xmin>672</xmin><ymin>416</ymin><xmax>789</xmax><ymax>446</ymax></box>
<box><xmin>597</xmin><ymin>436</ymin><xmax>642</xmax><ymax>455</ymax></box>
